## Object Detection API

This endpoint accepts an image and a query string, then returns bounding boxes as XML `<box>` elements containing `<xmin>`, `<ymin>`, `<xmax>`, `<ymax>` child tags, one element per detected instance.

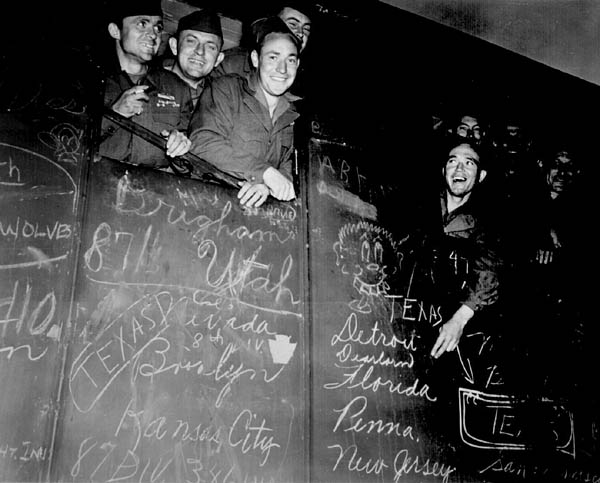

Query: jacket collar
<box><xmin>440</xmin><ymin>192</ymin><xmax>476</xmax><ymax>233</ymax></box>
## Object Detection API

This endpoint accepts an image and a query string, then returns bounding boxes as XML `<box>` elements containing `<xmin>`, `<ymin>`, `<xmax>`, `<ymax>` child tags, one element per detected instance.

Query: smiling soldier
<box><xmin>189</xmin><ymin>16</ymin><xmax>301</xmax><ymax>208</ymax></box>
<box><xmin>99</xmin><ymin>0</ymin><xmax>193</xmax><ymax>168</ymax></box>
<box><xmin>415</xmin><ymin>140</ymin><xmax>502</xmax><ymax>359</ymax></box>
<box><xmin>164</xmin><ymin>9</ymin><xmax>225</xmax><ymax>109</ymax></box>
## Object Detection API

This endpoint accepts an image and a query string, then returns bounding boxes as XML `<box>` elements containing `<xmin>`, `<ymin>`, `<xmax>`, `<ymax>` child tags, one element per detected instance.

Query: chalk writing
<box><xmin>229</xmin><ymin>409</ymin><xmax>281</xmax><ymax>466</ymax></box>
<box><xmin>0</xmin><ymin>142</ymin><xmax>78</xmax><ymax>211</ymax></box>
<box><xmin>328</xmin><ymin>444</ymin><xmax>455</xmax><ymax>483</ymax></box>
<box><xmin>243</xmin><ymin>203</ymin><xmax>298</xmax><ymax>229</ymax></box>
<box><xmin>0</xmin><ymin>442</ymin><xmax>48</xmax><ymax>462</ymax></box>
<box><xmin>332</xmin><ymin>313</ymin><xmax>417</xmax><ymax>368</ymax></box>
<box><xmin>317</xmin><ymin>151</ymin><xmax>368</xmax><ymax>193</ymax></box>
<box><xmin>459</xmin><ymin>387</ymin><xmax>575</xmax><ymax>456</ymax></box>
<box><xmin>326</xmin><ymin>308</ymin><xmax>434</xmax><ymax>400</ymax></box>
<box><xmin>83</xmin><ymin>237</ymin><xmax>301</xmax><ymax>317</ymax></box>
<box><xmin>176</xmin><ymin>186</ymin><xmax>219</xmax><ymax>210</ymax></box>
<box><xmin>136</xmin><ymin>340</ymin><xmax>286</xmax><ymax>408</ymax></box>
<box><xmin>0</xmin><ymin>343</ymin><xmax>47</xmax><ymax>361</ymax></box>
<box><xmin>480</xmin><ymin>457</ymin><xmax>536</xmax><ymax>480</ymax></box>
<box><xmin>197</xmin><ymin>241</ymin><xmax>300</xmax><ymax>311</ymax></box>
<box><xmin>386</xmin><ymin>293</ymin><xmax>443</xmax><ymax>325</ymax></box>
<box><xmin>83</xmin><ymin>222</ymin><xmax>160</xmax><ymax>274</ymax></box>
<box><xmin>70</xmin><ymin>288</ymin><xmax>292</xmax><ymax>411</ymax></box>
<box><xmin>333</xmin><ymin>396</ymin><xmax>418</xmax><ymax>441</ymax></box>
<box><xmin>331</xmin><ymin>313</ymin><xmax>418</xmax><ymax>352</ymax></box>
<box><xmin>335</xmin><ymin>343</ymin><xmax>413</xmax><ymax>369</ymax></box>
<box><xmin>69</xmin><ymin>433</ymin><xmax>288</xmax><ymax>483</ymax></box>
<box><xmin>312</xmin><ymin>143</ymin><xmax>395</xmax><ymax>203</ymax></box>
<box><xmin>453</xmin><ymin>332</ymin><xmax>503</xmax><ymax>388</ymax></box>
<box><xmin>115</xmin><ymin>398</ymin><xmax>225</xmax><ymax>452</ymax></box>
<box><xmin>70</xmin><ymin>437</ymin><xmax>179</xmax><ymax>483</ymax></box>
<box><xmin>324</xmin><ymin>363</ymin><xmax>436</xmax><ymax>401</ymax></box>
<box><xmin>392</xmin><ymin>449</ymin><xmax>456</xmax><ymax>483</ymax></box>
<box><xmin>562</xmin><ymin>468</ymin><xmax>600</xmax><ymax>483</ymax></box>
<box><xmin>478</xmin><ymin>457</ymin><xmax>600</xmax><ymax>483</ymax></box>
<box><xmin>115</xmin><ymin>174</ymin><xmax>295</xmax><ymax>245</ymax></box>
<box><xmin>0</xmin><ymin>280</ymin><xmax>59</xmax><ymax>361</ymax></box>
<box><xmin>0</xmin><ymin>154</ymin><xmax>22</xmax><ymax>186</ymax></box>
<box><xmin>329</xmin><ymin>443</ymin><xmax>388</xmax><ymax>476</ymax></box>
<box><xmin>0</xmin><ymin>217</ymin><xmax>72</xmax><ymax>242</ymax></box>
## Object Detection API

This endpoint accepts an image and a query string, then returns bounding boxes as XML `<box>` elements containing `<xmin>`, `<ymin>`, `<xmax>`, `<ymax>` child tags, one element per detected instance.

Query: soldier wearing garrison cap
<box><xmin>99</xmin><ymin>0</ymin><xmax>194</xmax><ymax>168</ymax></box>
<box><xmin>164</xmin><ymin>9</ymin><xmax>225</xmax><ymax>108</ymax></box>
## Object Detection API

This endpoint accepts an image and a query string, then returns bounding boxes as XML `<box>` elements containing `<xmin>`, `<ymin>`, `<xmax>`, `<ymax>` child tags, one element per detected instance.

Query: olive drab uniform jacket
<box><xmin>188</xmin><ymin>72</ymin><xmax>300</xmax><ymax>183</ymax></box>
<box><xmin>409</xmin><ymin>190</ymin><xmax>502</xmax><ymax>321</ymax></box>
<box><xmin>100</xmin><ymin>63</ymin><xmax>193</xmax><ymax>168</ymax></box>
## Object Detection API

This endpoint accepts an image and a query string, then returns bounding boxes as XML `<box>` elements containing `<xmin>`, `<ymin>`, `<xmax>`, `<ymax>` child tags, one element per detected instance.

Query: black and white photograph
<box><xmin>1</xmin><ymin>1</ymin><xmax>598</xmax><ymax>482</ymax></box>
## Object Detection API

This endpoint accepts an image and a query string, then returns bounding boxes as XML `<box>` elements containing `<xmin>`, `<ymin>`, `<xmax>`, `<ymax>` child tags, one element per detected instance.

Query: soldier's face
<box><xmin>117</xmin><ymin>15</ymin><xmax>163</xmax><ymax>62</ymax></box>
<box><xmin>444</xmin><ymin>144</ymin><xmax>485</xmax><ymax>198</ymax></box>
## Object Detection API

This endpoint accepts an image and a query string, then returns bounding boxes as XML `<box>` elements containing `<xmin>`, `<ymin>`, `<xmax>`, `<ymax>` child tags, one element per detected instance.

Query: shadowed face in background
<box><xmin>546</xmin><ymin>150</ymin><xmax>579</xmax><ymax>195</ymax></box>
<box><xmin>497</xmin><ymin>122</ymin><xmax>528</xmax><ymax>155</ymax></box>
<box><xmin>279</xmin><ymin>7</ymin><xmax>311</xmax><ymax>52</ymax></box>
<box><xmin>455</xmin><ymin>115</ymin><xmax>482</xmax><ymax>141</ymax></box>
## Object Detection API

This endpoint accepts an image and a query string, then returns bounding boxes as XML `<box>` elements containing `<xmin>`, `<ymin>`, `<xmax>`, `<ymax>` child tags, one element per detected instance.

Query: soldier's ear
<box><xmin>168</xmin><ymin>37</ymin><xmax>178</xmax><ymax>56</ymax></box>
<box><xmin>108</xmin><ymin>22</ymin><xmax>121</xmax><ymax>41</ymax></box>
<box><xmin>250</xmin><ymin>50</ymin><xmax>259</xmax><ymax>69</ymax></box>
<box><xmin>479</xmin><ymin>169</ymin><xmax>487</xmax><ymax>183</ymax></box>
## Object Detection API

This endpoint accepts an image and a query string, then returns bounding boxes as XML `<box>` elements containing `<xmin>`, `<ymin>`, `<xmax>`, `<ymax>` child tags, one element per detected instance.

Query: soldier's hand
<box><xmin>161</xmin><ymin>129</ymin><xmax>192</xmax><ymax>158</ymax></box>
<box><xmin>263</xmin><ymin>167</ymin><xmax>295</xmax><ymax>201</ymax></box>
<box><xmin>238</xmin><ymin>182</ymin><xmax>269</xmax><ymax>208</ymax></box>
<box><xmin>112</xmin><ymin>85</ymin><xmax>150</xmax><ymax>118</ymax></box>
<box><xmin>431</xmin><ymin>304</ymin><xmax>473</xmax><ymax>358</ymax></box>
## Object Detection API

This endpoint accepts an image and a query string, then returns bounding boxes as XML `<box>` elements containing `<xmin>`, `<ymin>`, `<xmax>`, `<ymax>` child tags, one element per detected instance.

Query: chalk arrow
<box><xmin>457</xmin><ymin>346</ymin><xmax>475</xmax><ymax>384</ymax></box>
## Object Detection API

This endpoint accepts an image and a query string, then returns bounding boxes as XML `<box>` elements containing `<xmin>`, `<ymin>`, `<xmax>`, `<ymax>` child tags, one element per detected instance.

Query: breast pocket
<box><xmin>151</xmin><ymin>93</ymin><xmax>183</xmax><ymax>130</ymax></box>
<box><xmin>237</xmin><ymin>125</ymin><xmax>267</xmax><ymax>160</ymax></box>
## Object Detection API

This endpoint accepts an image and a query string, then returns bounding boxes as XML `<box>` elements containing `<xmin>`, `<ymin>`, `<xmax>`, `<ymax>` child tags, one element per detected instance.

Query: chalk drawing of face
<box><xmin>333</xmin><ymin>221</ymin><xmax>405</xmax><ymax>313</ymax></box>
